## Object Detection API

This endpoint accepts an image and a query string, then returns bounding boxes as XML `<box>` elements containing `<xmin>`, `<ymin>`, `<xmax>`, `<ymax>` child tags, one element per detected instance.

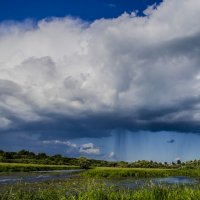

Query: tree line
<box><xmin>0</xmin><ymin>149</ymin><xmax>200</xmax><ymax>169</ymax></box>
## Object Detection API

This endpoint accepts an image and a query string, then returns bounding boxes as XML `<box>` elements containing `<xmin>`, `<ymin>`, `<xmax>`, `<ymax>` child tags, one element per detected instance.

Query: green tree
<box><xmin>37</xmin><ymin>153</ymin><xmax>48</xmax><ymax>159</ymax></box>
<box><xmin>2</xmin><ymin>152</ymin><xmax>14</xmax><ymax>159</ymax></box>
<box><xmin>79</xmin><ymin>157</ymin><xmax>91</xmax><ymax>169</ymax></box>
<box><xmin>177</xmin><ymin>160</ymin><xmax>181</xmax><ymax>165</ymax></box>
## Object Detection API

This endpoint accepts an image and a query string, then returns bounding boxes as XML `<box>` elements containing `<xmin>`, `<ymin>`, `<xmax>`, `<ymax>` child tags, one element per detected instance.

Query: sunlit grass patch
<box><xmin>83</xmin><ymin>167</ymin><xmax>200</xmax><ymax>178</ymax></box>
<box><xmin>1</xmin><ymin>179</ymin><xmax>200</xmax><ymax>200</ymax></box>
<box><xmin>0</xmin><ymin>162</ymin><xmax>79</xmax><ymax>172</ymax></box>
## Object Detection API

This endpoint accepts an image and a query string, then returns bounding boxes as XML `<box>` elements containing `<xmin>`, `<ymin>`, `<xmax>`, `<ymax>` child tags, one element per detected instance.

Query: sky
<box><xmin>0</xmin><ymin>0</ymin><xmax>162</xmax><ymax>21</ymax></box>
<box><xmin>0</xmin><ymin>0</ymin><xmax>200</xmax><ymax>162</ymax></box>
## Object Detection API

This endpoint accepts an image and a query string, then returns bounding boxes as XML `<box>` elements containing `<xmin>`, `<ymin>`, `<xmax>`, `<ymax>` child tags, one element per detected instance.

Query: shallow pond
<box><xmin>111</xmin><ymin>176</ymin><xmax>198</xmax><ymax>189</ymax></box>
<box><xmin>0</xmin><ymin>169</ymin><xmax>84</xmax><ymax>185</ymax></box>
<box><xmin>0</xmin><ymin>170</ymin><xmax>198</xmax><ymax>188</ymax></box>
<box><xmin>154</xmin><ymin>176</ymin><xmax>198</xmax><ymax>184</ymax></box>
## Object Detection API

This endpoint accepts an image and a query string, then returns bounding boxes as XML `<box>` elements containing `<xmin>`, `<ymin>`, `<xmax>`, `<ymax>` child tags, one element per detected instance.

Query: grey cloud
<box><xmin>167</xmin><ymin>139</ymin><xmax>175</xmax><ymax>144</ymax></box>
<box><xmin>0</xmin><ymin>0</ymin><xmax>200</xmax><ymax>143</ymax></box>
<box><xmin>79</xmin><ymin>143</ymin><xmax>100</xmax><ymax>155</ymax></box>
<box><xmin>0</xmin><ymin>79</ymin><xmax>22</xmax><ymax>95</ymax></box>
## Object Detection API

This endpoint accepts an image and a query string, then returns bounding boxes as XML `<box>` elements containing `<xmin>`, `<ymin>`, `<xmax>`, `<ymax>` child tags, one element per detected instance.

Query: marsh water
<box><xmin>0</xmin><ymin>170</ymin><xmax>198</xmax><ymax>188</ymax></box>
<box><xmin>0</xmin><ymin>169</ymin><xmax>84</xmax><ymax>185</ymax></box>
<box><xmin>110</xmin><ymin>176</ymin><xmax>198</xmax><ymax>189</ymax></box>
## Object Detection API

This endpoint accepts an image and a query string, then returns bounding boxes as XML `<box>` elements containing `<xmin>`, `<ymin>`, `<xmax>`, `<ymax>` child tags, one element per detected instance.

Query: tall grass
<box><xmin>0</xmin><ymin>162</ymin><xmax>79</xmax><ymax>172</ymax></box>
<box><xmin>83</xmin><ymin>167</ymin><xmax>200</xmax><ymax>178</ymax></box>
<box><xmin>1</xmin><ymin>180</ymin><xmax>200</xmax><ymax>200</ymax></box>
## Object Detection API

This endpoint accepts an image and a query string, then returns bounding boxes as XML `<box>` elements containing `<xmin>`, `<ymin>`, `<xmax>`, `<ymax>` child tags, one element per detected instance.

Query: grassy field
<box><xmin>1</xmin><ymin>166</ymin><xmax>200</xmax><ymax>199</ymax></box>
<box><xmin>1</xmin><ymin>180</ymin><xmax>200</xmax><ymax>200</ymax></box>
<box><xmin>2</xmin><ymin>163</ymin><xmax>200</xmax><ymax>177</ymax></box>
<box><xmin>0</xmin><ymin>162</ymin><xmax>80</xmax><ymax>172</ymax></box>
<box><xmin>83</xmin><ymin>167</ymin><xmax>200</xmax><ymax>178</ymax></box>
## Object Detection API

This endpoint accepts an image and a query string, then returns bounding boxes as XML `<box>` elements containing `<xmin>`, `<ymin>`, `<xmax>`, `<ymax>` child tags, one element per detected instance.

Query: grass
<box><xmin>0</xmin><ymin>162</ymin><xmax>80</xmax><ymax>172</ymax></box>
<box><xmin>1</xmin><ymin>180</ymin><xmax>200</xmax><ymax>200</ymax></box>
<box><xmin>2</xmin><ymin>165</ymin><xmax>200</xmax><ymax>199</ymax></box>
<box><xmin>83</xmin><ymin>167</ymin><xmax>200</xmax><ymax>178</ymax></box>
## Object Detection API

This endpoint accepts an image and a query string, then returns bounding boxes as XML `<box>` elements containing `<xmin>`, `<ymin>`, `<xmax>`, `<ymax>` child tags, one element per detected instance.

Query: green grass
<box><xmin>83</xmin><ymin>167</ymin><xmax>200</xmax><ymax>178</ymax></box>
<box><xmin>0</xmin><ymin>162</ymin><xmax>80</xmax><ymax>172</ymax></box>
<box><xmin>1</xmin><ymin>180</ymin><xmax>200</xmax><ymax>200</ymax></box>
<box><xmin>2</xmin><ymin>165</ymin><xmax>200</xmax><ymax>199</ymax></box>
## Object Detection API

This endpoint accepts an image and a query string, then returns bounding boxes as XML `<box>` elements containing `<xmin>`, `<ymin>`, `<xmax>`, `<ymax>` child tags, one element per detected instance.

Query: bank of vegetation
<box><xmin>0</xmin><ymin>162</ymin><xmax>79</xmax><ymax>172</ymax></box>
<box><xmin>83</xmin><ymin>167</ymin><xmax>200</xmax><ymax>178</ymax></box>
<box><xmin>1</xmin><ymin>149</ymin><xmax>200</xmax><ymax>170</ymax></box>
<box><xmin>1</xmin><ymin>180</ymin><xmax>200</xmax><ymax>200</ymax></box>
<box><xmin>2</xmin><ymin>150</ymin><xmax>200</xmax><ymax>199</ymax></box>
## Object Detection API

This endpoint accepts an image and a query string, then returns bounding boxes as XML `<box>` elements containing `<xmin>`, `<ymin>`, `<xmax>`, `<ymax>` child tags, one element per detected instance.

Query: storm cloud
<box><xmin>1</xmin><ymin>0</ymin><xmax>200</xmax><ymax>143</ymax></box>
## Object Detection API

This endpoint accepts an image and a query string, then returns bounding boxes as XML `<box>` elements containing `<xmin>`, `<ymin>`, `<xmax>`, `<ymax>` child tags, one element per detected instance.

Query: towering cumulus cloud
<box><xmin>0</xmin><ymin>0</ymin><xmax>200</xmax><ymax>143</ymax></box>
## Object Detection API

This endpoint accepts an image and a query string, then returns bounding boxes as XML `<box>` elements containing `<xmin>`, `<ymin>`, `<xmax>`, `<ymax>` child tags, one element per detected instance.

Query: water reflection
<box><xmin>0</xmin><ymin>171</ymin><xmax>198</xmax><ymax>189</ymax></box>
<box><xmin>154</xmin><ymin>176</ymin><xmax>198</xmax><ymax>184</ymax></box>
<box><xmin>0</xmin><ymin>169</ymin><xmax>84</xmax><ymax>185</ymax></box>
<box><xmin>111</xmin><ymin>176</ymin><xmax>198</xmax><ymax>189</ymax></box>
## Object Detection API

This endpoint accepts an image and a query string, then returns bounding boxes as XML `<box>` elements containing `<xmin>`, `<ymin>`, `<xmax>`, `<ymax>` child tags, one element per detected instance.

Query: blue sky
<box><xmin>0</xmin><ymin>0</ymin><xmax>200</xmax><ymax>162</ymax></box>
<box><xmin>0</xmin><ymin>0</ymin><xmax>162</xmax><ymax>21</ymax></box>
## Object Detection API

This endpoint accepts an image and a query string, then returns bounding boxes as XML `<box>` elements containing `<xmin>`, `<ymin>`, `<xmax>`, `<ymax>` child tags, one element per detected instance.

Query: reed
<box><xmin>0</xmin><ymin>162</ymin><xmax>79</xmax><ymax>172</ymax></box>
<box><xmin>1</xmin><ymin>180</ymin><xmax>200</xmax><ymax>200</ymax></box>
<box><xmin>83</xmin><ymin>167</ymin><xmax>200</xmax><ymax>178</ymax></box>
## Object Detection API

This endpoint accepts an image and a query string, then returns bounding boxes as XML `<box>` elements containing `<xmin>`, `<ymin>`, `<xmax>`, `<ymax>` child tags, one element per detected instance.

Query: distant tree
<box><xmin>29</xmin><ymin>152</ymin><xmax>36</xmax><ymax>157</ymax></box>
<box><xmin>118</xmin><ymin>161</ymin><xmax>128</xmax><ymax>168</ymax></box>
<box><xmin>177</xmin><ymin>160</ymin><xmax>181</xmax><ymax>165</ymax></box>
<box><xmin>53</xmin><ymin>154</ymin><xmax>62</xmax><ymax>159</ymax></box>
<box><xmin>79</xmin><ymin>157</ymin><xmax>91</xmax><ymax>169</ymax></box>
<box><xmin>2</xmin><ymin>152</ymin><xmax>13</xmax><ymax>159</ymax></box>
<box><xmin>18</xmin><ymin>150</ymin><xmax>30</xmax><ymax>155</ymax></box>
<box><xmin>110</xmin><ymin>162</ymin><xmax>118</xmax><ymax>167</ymax></box>
<box><xmin>37</xmin><ymin>153</ymin><xmax>48</xmax><ymax>159</ymax></box>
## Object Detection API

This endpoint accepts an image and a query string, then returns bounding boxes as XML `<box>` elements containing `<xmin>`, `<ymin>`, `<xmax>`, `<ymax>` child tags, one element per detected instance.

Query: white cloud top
<box><xmin>0</xmin><ymin>0</ymin><xmax>200</xmax><ymax>136</ymax></box>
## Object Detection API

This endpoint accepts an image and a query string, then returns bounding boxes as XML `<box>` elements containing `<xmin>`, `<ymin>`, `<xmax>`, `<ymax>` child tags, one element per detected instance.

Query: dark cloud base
<box><xmin>2</xmin><ymin>111</ymin><xmax>200</xmax><ymax>141</ymax></box>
